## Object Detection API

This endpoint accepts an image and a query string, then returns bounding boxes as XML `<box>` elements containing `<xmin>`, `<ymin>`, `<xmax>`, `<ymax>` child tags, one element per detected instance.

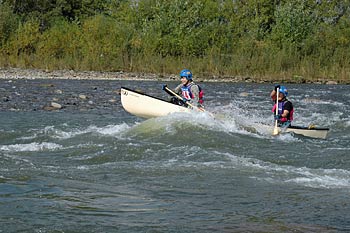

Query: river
<box><xmin>0</xmin><ymin>79</ymin><xmax>349</xmax><ymax>232</ymax></box>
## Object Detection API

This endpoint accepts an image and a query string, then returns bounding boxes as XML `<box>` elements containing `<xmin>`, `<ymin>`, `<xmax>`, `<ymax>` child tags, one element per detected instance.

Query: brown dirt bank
<box><xmin>0</xmin><ymin>68</ymin><xmax>347</xmax><ymax>84</ymax></box>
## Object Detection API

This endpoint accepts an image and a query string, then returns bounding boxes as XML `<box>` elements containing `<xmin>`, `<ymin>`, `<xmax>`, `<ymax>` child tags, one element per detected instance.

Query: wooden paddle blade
<box><xmin>272</xmin><ymin>87</ymin><xmax>280</xmax><ymax>136</ymax></box>
<box><xmin>273</xmin><ymin>127</ymin><xmax>279</xmax><ymax>135</ymax></box>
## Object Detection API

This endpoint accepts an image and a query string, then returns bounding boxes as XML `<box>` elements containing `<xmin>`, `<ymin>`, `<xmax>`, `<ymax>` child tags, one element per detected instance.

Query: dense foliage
<box><xmin>1</xmin><ymin>0</ymin><xmax>349</xmax><ymax>82</ymax></box>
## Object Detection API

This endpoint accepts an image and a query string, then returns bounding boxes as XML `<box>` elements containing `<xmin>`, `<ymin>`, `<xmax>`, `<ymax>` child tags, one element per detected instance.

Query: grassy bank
<box><xmin>1</xmin><ymin>0</ymin><xmax>349</xmax><ymax>84</ymax></box>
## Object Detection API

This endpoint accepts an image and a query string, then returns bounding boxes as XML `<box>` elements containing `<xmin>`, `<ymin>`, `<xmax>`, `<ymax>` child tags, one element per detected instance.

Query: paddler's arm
<box><xmin>174</xmin><ymin>84</ymin><xmax>183</xmax><ymax>95</ymax></box>
<box><xmin>281</xmin><ymin>109</ymin><xmax>289</xmax><ymax>118</ymax></box>
<box><xmin>270</xmin><ymin>84</ymin><xmax>280</xmax><ymax>101</ymax></box>
<box><xmin>188</xmin><ymin>84</ymin><xmax>200</xmax><ymax>106</ymax></box>
<box><xmin>270</xmin><ymin>90</ymin><xmax>277</xmax><ymax>101</ymax></box>
<box><xmin>281</xmin><ymin>101</ymin><xmax>292</xmax><ymax>118</ymax></box>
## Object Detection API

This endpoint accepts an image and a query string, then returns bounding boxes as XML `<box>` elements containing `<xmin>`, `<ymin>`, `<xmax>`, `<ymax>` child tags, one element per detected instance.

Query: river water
<box><xmin>0</xmin><ymin>79</ymin><xmax>349</xmax><ymax>232</ymax></box>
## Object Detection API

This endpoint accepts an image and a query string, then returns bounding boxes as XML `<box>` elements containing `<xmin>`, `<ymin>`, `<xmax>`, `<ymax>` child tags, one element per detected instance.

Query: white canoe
<box><xmin>279</xmin><ymin>125</ymin><xmax>329</xmax><ymax>139</ymax></box>
<box><xmin>120</xmin><ymin>87</ymin><xmax>192</xmax><ymax>118</ymax></box>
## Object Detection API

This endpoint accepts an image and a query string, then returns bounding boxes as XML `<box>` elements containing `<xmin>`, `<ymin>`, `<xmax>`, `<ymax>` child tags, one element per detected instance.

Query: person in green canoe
<box><xmin>270</xmin><ymin>84</ymin><xmax>294</xmax><ymax>127</ymax></box>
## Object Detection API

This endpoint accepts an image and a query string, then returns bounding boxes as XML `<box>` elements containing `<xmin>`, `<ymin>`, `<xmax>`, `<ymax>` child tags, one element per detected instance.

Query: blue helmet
<box><xmin>279</xmin><ymin>86</ymin><xmax>288</xmax><ymax>97</ymax></box>
<box><xmin>180</xmin><ymin>69</ymin><xmax>192</xmax><ymax>81</ymax></box>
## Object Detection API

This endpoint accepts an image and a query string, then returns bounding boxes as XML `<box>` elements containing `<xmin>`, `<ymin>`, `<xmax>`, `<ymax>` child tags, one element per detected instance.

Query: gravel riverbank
<box><xmin>0</xmin><ymin>68</ymin><xmax>170</xmax><ymax>112</ymax></box>
<box><xmin>0</xmin><ymin>68</ymin><xmax>163</xmax><ymax>81</ymax></box>
<box><xmin>1</xmin><ymin>78</ymin><xmax>125</xmax><ymax>113</ymax></box>
<box><xmin>0</xmin><ymin>67</ymin><xmax>254</xmax><ymax>83</ymax></box>
<box><xmin>0</xmin><ymin>67</ymin><xmax>344</xmax><ymax>84</ymax></box>
<box><xmin>0</xmin><ymin>68</ymin><xmax>251</xmax><ymax>112</ymax></box>
<box><xmin>0</xmin><ymin>67</ymin><xmax>344</xmax><ymax>112</ymax></box>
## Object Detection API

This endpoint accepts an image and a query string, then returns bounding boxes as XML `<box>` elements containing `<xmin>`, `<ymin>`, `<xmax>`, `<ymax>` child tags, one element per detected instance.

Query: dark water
<box><xmin>1</xmin><ymin>79</ymin><xmax>349</xmax><ymax>232</ymax></box>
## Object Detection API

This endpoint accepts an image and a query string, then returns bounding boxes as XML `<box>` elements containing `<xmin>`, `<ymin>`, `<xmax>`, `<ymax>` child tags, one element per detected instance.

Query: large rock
<box><xmin>51</xmin><ymin>102</ymin><xmax>62</xmax><ymax>109</ymax></box>
<box><xmin>79</xmin><ymin>94</ymin><xmax>87</xmax><ymax>100</ymax></box>
<box><xmin>326</xmin><ymin>80</ymin><xmax>338</xmax><ymax>85</ymax></box>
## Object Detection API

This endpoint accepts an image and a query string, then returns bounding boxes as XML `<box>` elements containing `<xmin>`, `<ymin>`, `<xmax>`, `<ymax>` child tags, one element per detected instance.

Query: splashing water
<box><xmin>0</xmin><ymin>81</ymin><xmax>349</xmax><ymax>232</ymax></box>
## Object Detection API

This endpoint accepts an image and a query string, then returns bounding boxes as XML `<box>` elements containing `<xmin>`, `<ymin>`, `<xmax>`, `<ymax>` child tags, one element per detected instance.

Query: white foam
<box><xmin>202</xmin><ymin>103</ymin><xmax>299</xmax><ymax>141</ymax></box>
<box><xmin>0</xmin><ymin>142</ymin><xmax>62</xmax><ymax>152</ymax></box>
<box><xmin>301</xmin><ymin>98</ymin><xmax>344</xmax><ymax>106</ymax></box>
<box><xmin>267</xmin><ymin>165</ymin><xmax>350</xmax><ymax>189</ymax></box>
<box><xmin>18</xmin><ymin>134</ymin><xmax>38</xmax><ymax>140</ymax></box>
<box><xmin>287</xmin><ymin>175</ymin><xmax>350</xmax><ymax>189</ymax></box>
<box><xmin>223</xmin><ymin>152</ymin><xmax>350</xmax><ymax>190</ymax></box>
<box><xmin>343</xmin><ymin>119</ymin><xmax>350</xmax><ymax>127</ymax></box>
<box><xmin>47</xmin><ymin>123</ymin><xmax>131</xmax><ymax>139</ymax></box>
<box><xmin>127</xmin><ymin>111</ymin><xmax>219</xmax><ymax>136</ymax></box>
<box><xmin>95</xmin><ymin>123</ymin><xmax>131</xmax><ymax>136</ymax></box>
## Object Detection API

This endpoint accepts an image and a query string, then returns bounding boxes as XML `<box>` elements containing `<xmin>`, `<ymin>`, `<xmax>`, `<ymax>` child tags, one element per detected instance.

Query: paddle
<box><xmin>273</xmin><ymin>87</ymin><xmax>280</xmax><ymax>135</ymax></box>
<box><xmin>163</xmin><ymin>85</ymin><xmax>205</xmax><ymax>112</ymax></box>
<box><xmin>163</xmin><ymin>85</ymin><xmax>176</xmax><ymax>97</ymax></box>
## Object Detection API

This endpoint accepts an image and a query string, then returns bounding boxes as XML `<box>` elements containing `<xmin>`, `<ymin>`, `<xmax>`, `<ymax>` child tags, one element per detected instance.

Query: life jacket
<box><xmin>181</xmin><ymin>83</ymin><xmax>204</xmax><ymax>104</ymax></box>
<box><xmin>272</xmin><ymin>100</ymin><xmax>294</xmax><ymax>122</ymax></box>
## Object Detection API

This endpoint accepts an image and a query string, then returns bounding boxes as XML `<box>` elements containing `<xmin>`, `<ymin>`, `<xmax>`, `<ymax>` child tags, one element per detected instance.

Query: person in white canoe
<box><xmin>270</xmin><ymin>84</ymin><xmax>294</xmax><ymax>127</ymax></box>
<box><xmin>163</xmin><ymin>69</ymin><xmax>204</xmax><ymax>108</ymax></box>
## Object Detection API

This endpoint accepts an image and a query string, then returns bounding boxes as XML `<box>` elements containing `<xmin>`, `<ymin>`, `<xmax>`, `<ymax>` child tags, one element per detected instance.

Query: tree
<box><xmin>0</xmin><ymin>2</ymin><xmax>20</xmax><ymax>45</ymax></box>
<box><xmin>270</xmin><ymin>0</ymin><xmax>317</xmax><ymax>48</ymax></box>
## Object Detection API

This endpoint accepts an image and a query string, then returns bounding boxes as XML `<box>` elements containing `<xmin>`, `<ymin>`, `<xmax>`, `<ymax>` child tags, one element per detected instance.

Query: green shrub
<box><xmin>36</xmin><ymin>19</ymin><xmax>82</xmax><ymax>70</ymax></box>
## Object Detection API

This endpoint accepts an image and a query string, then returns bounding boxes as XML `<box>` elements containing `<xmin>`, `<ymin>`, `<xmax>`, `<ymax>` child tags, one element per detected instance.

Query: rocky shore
<box><xmin>0</xmin><ymin>67</ymin><xmax>254</xmax><ymax>83</ymax></box>
<box><xmin>0</xmin><ymin>68</ymin><xmax>261</xmax><ymax>113</ymax></box>
<box><xmin>0</xmin><ymin>67</ymin><xmax>344</xmax><ymax>84</ymax></box>
<box><xmin>0</xmin><ymin>68</ymin><xmax>173</xmax><ymax>113</ymax></box>
<box><xmin>0</xmin><ymin>68</ymin><xmax>164</xmax><ymax>81</ymax></box>
<box><xmin>0</xmin><ymin>68</ymin><xmax>142</xmax><ymax>113</ymax></box>
<box><xmin>0</xmin><ymin>68</ymin><xmax>243</xmax><ymax>113</ymax></box>
<box><xmin>0</xmin><ymin>67</ymin><xmax>344</xmax><ymax>113</ymax></box>
<box><xmin>1</xmin><ymin>79</ymin><xmax>123</xmax><ymax>113</ymax></box>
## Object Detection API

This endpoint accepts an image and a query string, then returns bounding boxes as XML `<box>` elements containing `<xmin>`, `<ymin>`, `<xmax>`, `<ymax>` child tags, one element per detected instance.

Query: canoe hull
<box><xmin>283</xmin><ymin>125</ymin><xmax>329</xmax><ymax>139</ymax></box>
<box><xmin>121</xmin><ymin>87</ymin><xmax>191</xmax><ymax>118</ymax></box>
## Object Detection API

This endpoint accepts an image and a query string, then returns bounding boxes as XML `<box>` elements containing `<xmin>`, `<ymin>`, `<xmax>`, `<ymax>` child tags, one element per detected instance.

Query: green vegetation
<box><xmin>1</xmin><ymin>0</ymin><xmax>349</xmax><ymax>83</ymax></box>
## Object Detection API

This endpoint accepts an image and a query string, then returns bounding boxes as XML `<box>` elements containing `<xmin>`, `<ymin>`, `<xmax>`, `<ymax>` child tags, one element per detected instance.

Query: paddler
<box><xmin>163</xmin><ymin>69</ymin><xmax>204</xmax><ymax>108</ymax></box>
<box><xmin>270</xmin><ymin>84</ymin><xmax>294</xmax><ymax>127</ymax></box>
